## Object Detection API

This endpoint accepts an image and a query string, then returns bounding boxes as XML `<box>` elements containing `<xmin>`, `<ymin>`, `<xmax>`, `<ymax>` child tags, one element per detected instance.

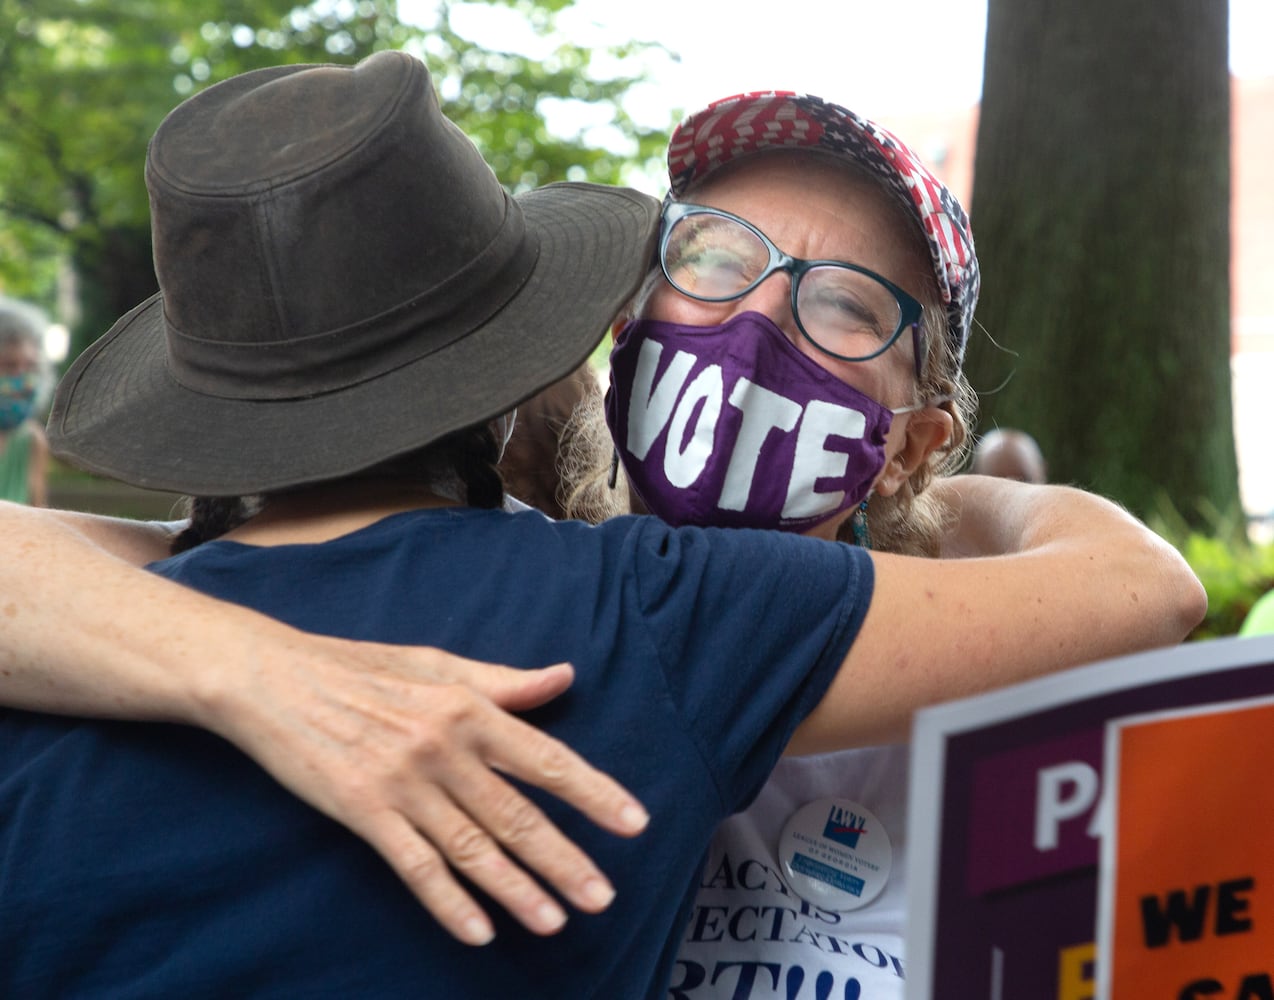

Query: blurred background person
<box><xmin>970</xmin><ymin>426</ymin><xmax>1048</xmax><ymax>484</ymax></box>
<box><xmin>0</xmin><ymin>295</ymin><xmax>52</xmax><ymax>506</ymax></box>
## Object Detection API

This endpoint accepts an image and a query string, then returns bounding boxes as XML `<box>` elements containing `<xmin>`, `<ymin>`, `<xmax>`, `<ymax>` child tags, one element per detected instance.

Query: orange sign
<box><xmin>1103</xmin><ymin>697</ymin><xmax>1274</xmax><ymax>998</ymax></box>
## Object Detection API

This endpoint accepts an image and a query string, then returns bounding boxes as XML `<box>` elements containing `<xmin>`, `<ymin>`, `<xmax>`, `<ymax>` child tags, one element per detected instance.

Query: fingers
<box><xmin>417</xmin><ymin>650</ymin><xmax>577</xmax><ymax>714</ymax></box>
<box><xmin>420</xmin><ymin>788</ymin><xmax>578</xmax><ymax>934</ymax></box>
<box><xmin>356</xmin><ymin>810</ymin><xmax>498</xmax><ymax>946</ymax></box>
<box><xmin>438</xmin><ymin>753</ymin><xmax>623</xmax><ymax>920</ymax></box>
<box><xmin>337</xmin><ymin>684</ymin><xmax>647</xmax><ymax>943</ymax></box>
<box><xmin>482</xmin><ymin>709</ymin><xmax>649</xmax><ymax>839</ymax></box>
<box><xmin>217</xmin><ymin>641</ymin><xmax>652</xmax><ymax>944</ymax></box>
<box><xmin>414</xmin><ymin>691</ymin><xmax>647</xmax><ymax>925</ymax></box>
<box><xmin>413</xmin><ymin>660</ymin><xmax>649</xmax><ymax>838</ymax></box>
<box><xmin>474</xmin><ymin>661</ymin><xmax>577</xmax><ymax>712</ymax></box>
<box><xmin>363</xmin><ymin>789</ymin><xmax>577</xmax><ymax>942</ymax></box>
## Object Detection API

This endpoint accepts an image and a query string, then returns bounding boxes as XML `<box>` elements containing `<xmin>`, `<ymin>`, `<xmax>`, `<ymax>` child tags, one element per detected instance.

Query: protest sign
<box><xmin>904</xmin><ymin>634</ymin><xmax>1274</xmax><ymax>1000</ymax></box>
<box><xmin>1098</xmin><ymin>696</ymin><xmax>1274</xmax><ymax>999</ymax></box>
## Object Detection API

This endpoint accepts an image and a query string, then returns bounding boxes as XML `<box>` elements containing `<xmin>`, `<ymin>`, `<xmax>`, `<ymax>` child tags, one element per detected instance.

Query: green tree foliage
<box><xmin>0</xmin><ymin>0</ymin><xmax>670</xmax><ymax>363</ymax></box>
<box><xmin>965</xmin><ymin>0</ymin><xmax>1238</xmax><ymax>531</ymax></box>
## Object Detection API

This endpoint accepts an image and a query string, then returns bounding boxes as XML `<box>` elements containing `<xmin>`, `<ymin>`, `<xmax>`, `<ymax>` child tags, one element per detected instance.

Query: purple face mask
<box><xmin>606</xmin><ymin>312</ymin><xmax>911</xmax><ymax>532</ymax></box>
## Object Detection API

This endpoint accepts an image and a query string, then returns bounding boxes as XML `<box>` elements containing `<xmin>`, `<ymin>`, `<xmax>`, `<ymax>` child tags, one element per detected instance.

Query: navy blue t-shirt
<box><xmin>0</xmin><ymin>507</ymin><xmax>872</xmax><ymax>998</ymax></box>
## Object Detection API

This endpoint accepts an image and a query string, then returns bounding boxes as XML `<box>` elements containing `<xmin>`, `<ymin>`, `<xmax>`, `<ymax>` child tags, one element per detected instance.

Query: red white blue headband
<box><xmin>667</xmin><ymin>91</ymin><xmax>980</xmax><ymax>365</ymax></box>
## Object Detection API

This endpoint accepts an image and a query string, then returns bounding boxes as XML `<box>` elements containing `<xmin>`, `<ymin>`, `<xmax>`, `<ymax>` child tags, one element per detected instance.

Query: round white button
<box><xmin>777</xmin><ymin>797</ymin><xmax>892</xmax><ymax>911</ymax></box>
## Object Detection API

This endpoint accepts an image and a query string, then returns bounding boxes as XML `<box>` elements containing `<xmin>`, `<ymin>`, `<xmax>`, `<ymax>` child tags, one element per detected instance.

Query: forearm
<box><xmin>29</xmin><ymin>504</ymin><xmax>183</xmax><ymax>564</ymax></box>
<box><xmin>0</xmin><ymin>500</ymin><xmax>214</xmax><ymax>719</ymax></box>
<box><xmin>0</xmin><ymin>501</ymin><xmax>650</xmax><ymax>940</ymax></box>
<box><xmin>933</xmin><ymin>476</ymin><xmax>1205</xmax><ymax>648</ymax></box>
<box><xmin>952</xmin><ymin>478</ymin><xmax>1207</xmax><ymax>652</ymax></box>
<box><xmin>793</xmin><ymin>479</ymin><xmax>1206</xmax><ymax>753</ymax></box>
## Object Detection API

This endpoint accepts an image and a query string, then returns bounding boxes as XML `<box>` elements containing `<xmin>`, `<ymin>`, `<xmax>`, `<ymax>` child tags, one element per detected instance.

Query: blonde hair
<box><xmin>559</xmin><ymin>381</ymin><xmax>631</xmax><ymax>525</ymax></box>
<box><xmin>854</xmin><ymin>297</ymin><xmax>975</xmax><ymax>556</ymax></box>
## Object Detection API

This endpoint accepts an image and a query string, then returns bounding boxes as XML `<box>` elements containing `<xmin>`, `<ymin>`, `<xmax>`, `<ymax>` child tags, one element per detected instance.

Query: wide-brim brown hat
<box><xmin>48</xmin><ymin>50</ymin><xmax>659</xmax><ymax>496</ymax></box>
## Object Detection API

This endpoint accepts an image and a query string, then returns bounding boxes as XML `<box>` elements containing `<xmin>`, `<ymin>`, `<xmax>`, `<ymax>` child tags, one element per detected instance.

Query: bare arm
<box><xmin>0</xmin><ymin>500</ymin><xmax>648</xmax><ymax>944</ymax></box>
<box><xmin>17</xmin><ymin>502</ymin><xmax>179</xmax><ymax>564</ymax></box>
<box><xmin>788</xmin><ymin>476</ymin><xmax>1207</xmax><ymax>753</ymax></box>
<box><xmin>5</xmin><ymin>478</ymin><xmax>1202</xmax><ymax>933</ymax></box>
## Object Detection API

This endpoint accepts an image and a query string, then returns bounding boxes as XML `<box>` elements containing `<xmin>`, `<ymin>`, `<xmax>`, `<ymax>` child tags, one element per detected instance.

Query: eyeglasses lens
<box><xmin>796</xmin><ymin>267</ymin><xmax>903</xmax><ymax>359</ymax></box>
<box><xmin>663</xmin><ymin>213</ymin><xmax>769</xmax><ymax>300</ymax></box>
<box><xmin>664</xmin><ymin>212</ymin><xmax>903</xmax><ymax>360</ymax></box>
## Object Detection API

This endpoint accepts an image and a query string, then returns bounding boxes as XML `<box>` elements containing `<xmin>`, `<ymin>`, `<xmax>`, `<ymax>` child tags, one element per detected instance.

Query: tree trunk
<box><xmin>966</xmin><ymin>0</ymin><xmax>1236</xmax><ymax>531</ymax></box>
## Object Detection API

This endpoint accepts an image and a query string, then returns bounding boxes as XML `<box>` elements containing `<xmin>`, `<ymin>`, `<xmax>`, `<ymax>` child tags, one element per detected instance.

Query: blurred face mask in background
<box><xmin>0</xmin><ymin>373</ymin><xmax>38</xmax><ymax>432</ymax></box>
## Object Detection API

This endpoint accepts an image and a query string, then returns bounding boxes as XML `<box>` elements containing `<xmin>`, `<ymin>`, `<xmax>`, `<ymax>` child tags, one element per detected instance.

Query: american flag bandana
<box><xmin>667</xmin><ymin>91</ymin><xmax>979</xmax><ymax>364</ymax></box>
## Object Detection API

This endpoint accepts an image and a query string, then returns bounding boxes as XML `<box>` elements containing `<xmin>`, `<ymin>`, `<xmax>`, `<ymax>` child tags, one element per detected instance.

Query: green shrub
<box><xmin>1149</xmin><ymin>496</ymin><xmax>1274</xmax><ymax>641</ymax></box>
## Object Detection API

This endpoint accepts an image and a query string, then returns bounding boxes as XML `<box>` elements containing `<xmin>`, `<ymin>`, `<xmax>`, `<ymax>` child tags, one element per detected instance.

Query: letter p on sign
<box><xmin>1034</xmin><ymin>761</ymin><xmax>1099</xmax><ymax>851</ymax></box>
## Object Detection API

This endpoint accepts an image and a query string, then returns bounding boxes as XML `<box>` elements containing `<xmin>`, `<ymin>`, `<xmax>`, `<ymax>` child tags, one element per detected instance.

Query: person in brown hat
<box><xmin>0</xmin><ymin>52</ymin><xmax>1204</xmax><ymax>998</ymax></box>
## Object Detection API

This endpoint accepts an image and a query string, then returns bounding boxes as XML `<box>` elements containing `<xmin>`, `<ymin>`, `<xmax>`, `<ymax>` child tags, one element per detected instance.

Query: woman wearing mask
<box><xmin>0</xmin><ymin>61</ymin><xmax>1202</xmax><ymax>995</ymax></box>
<box><xmin>578</xmin><ymin>92</ymin><xmax>975</xmax><ymax>996</ymax></box>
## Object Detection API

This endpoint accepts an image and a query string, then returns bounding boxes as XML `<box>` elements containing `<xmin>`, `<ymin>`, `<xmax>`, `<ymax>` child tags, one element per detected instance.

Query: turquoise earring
<box><xmin>850</xmin><ymin>498</ymin><xmax>871</xmax><ymax>550</ymax></box>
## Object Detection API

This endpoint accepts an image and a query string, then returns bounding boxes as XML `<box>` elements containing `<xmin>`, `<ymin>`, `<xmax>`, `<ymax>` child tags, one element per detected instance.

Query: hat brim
<box><xmin>48</xmin><ymin>183</ymin><xmax>658</xmax><ymax>496</ymax></box>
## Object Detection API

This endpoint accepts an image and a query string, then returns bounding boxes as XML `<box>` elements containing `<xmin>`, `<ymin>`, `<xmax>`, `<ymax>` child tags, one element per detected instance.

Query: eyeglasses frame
<box><xmin>658</xmin><ymin>200</ymin><xmax>927</xmax><ymax>379</ymax></box>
